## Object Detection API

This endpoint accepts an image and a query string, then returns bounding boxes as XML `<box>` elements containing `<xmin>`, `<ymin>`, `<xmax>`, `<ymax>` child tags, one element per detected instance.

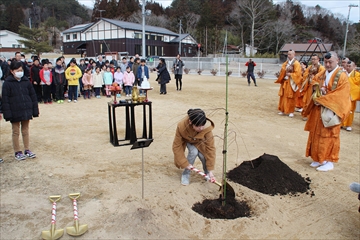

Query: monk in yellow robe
<box><xmin>275</xmin><ymin>50</ymin><xmax>302</xmax><ymax>118</ymax></box>
<box><xmin>301</xmin><ymin>54</ymin><xmax>325</xmax><ymax>119</ymax></box>
<box><xmin>302</xmin><ymin>51</ymin><xmax>351</xmax><ymax>172</ymax></box>
<box><xmin>342</xmin><ymin>60</ymin><xmax>360</xmax><ymax>131</ymax></box>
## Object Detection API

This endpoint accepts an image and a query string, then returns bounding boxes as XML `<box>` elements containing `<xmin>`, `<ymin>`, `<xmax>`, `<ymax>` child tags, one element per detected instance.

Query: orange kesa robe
<box><xmin>301</xmin><ymin>64</ymin><xmax>325</xmax><ymax>114</ymax></box>
<box><xmin>342</xmin><ymin>70</ymin><xmax>360</xmax><ymax>127</ymax></box>
<box><xmin>303</xmin><ymin>68</ymin><xmax>351</xmax><ymax>163</ymax></box>
<box><xmin>274</xmin><ymin>59</ymin><xmax>302</xmax><ymax>114</ymax></box>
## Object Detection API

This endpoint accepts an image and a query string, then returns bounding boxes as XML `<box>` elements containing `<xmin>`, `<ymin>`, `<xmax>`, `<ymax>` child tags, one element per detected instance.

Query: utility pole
<box><xmin>98</xmin><ymin>10</ymin><xmax>105</xmax><ymax>19</ymax></box>
<box><xmin>343</xmin><ymin>4</ymin><xmax>358</xmax><ymax>57</ymax></box>
<box><xmin>142</xmin><ymin>0</ymin><xmax>146</xmax><ymax>58</ymax></box>
<box><xmin>178</xmin><ymin>19</ymin><xmax>182</xmax><ymax>55</ymax></box>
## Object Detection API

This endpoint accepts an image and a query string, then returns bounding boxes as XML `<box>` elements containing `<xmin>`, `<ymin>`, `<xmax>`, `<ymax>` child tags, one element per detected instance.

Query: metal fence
<box><xmin>159</xmin><ymin>60</ymin><xmax>281</xmax><ymax>79</ymax></box>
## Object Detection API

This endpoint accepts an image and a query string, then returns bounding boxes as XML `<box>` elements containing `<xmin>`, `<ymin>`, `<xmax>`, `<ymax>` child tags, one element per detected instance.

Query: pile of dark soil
<box><xmin>192</xmin><ymin>197</ymin><xmax>251</xmax><ymax>219</ymax></box>
<box><xmin>227</xmin><ymin>153</ymin><xmax>311</xmax><ymax>196</ymax></box>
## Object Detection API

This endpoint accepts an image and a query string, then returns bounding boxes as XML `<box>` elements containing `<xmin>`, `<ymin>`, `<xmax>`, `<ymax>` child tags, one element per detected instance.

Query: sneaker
<box><xmin>116</xmin><ymin>93</ymin><xmax>121</xmax><ymax>98</ymax></box>
<box><xmin>346</xmin><ymin>127</ymin><xmax>352</xmax><ymax>131</ymax></box>
<box><xmin>48</xmin><ymin>101</ymin><xmax>52</xmax><ymax>104</ymax></box>
<box><xmin>181</xmin><ymin>169</ymin><xmax>190</xmax><ymax>186</ymax></box>
<box><xmin>316</xmin><ymin>161</ymin><xmax>334</xmax><ymax>172</ymax></box>
<box><xmin>0</xmin><ymin>158</ymin><xmax>3</xmax><ymax>163</ymax></box>
<box><xmin>289</xmin><ymin>113</ymin><xmax>294</xmax><ymax>118</ymax></box>
<box><xmin>15</xmin><ymin>151</ymin><xmax>26</xmax><ymax>161</ymax></box>
<box><xmin>68</xmin><ymin>100</ymin><xmax>72</xmax><ymax>103</ymax></box>
<box><xmin>60</xmin><ymin>100</ymin><xmax>64</xmax><ymax>103</ymax></box>
<box><xmin>278</xmin><ymin>112</ymin><xmax>284</xmax><ymax>115</ymax></box>
<box><xmin>74</xmin><ymin>100</ymin><xmax>77</xmax><ymax>103</ymax></box>
<box><xmin>24</xmin><ymin>150</ymin><xmax>36</xmax><ymax>158</ymax></box>
<box><xmin>255</xmin><ymin>84</ymin><xmax>258</xmax><ymax>87</ymax></box>
<box><xmin>57</xmin><ymin>100</ymin><xmax>61</xmax><ymax>104</ymax></box>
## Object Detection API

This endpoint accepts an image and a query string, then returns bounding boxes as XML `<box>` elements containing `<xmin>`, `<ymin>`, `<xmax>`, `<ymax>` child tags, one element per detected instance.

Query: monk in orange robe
<box><xmin>301</xmin><ymin>54</ymin><xmax>325</xmax><ymax>120</ymax></box>
<box><xmin>295</xmin><ymin>61</ymin><xmax>308</xmax><ymax>111</ymax></box>
<box><xmin>302</xmin><ymin>52</ymin><xmax>351</xmax><ymax>172</ymax></box>
<box><xmin>342</xmin><ymin>60</ymin><xmax>360</xmax><ymax>131</ymax></box>
<box><xmin>275</xmin><ymin>50</ymin><xmax>302</xmax><ymax>118</ymax></box>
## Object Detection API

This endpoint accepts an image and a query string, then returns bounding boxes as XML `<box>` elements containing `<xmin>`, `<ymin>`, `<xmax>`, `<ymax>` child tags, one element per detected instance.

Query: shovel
<box><xmin>41</xmin><ymin>195</ymin><xmax>64</xmax><ymax>240</ymax></box>
<box><xmin>67</xmin><ymin>193</ymin><xmax>88</xmax><ymax>237</ymax></box>
<box><xmin>189</xmin><ymin>166</ymin><xmax>236</xmax><ymax>199</ymax></box>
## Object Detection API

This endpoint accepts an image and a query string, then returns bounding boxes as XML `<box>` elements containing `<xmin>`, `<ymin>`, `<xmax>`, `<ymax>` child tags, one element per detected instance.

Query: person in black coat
<box><xmin>31</xmin><ymin>57</ymin><xmax>42</xmax><ymax>102</ymax></box>
<box><xmin>2</xmin><ymin>60</ymin><xmax>39</xmax><ymax>161</ymax></box>
<box><xmin>154</xmin><ymin>58</ymin><xmax>171</xmax><ymax>95</ymax></box>
<box><xmin>0</xmin><ymin>79</ymin><xmax>3</xmax><ymax>163</ymax></box>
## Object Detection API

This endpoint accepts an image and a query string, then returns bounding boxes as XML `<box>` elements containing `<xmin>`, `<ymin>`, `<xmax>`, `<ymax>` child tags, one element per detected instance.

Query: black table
<box><xmin>108</xmin><ymin>101</ymin><xmax>153</xmax><ymax>147</ymax></box>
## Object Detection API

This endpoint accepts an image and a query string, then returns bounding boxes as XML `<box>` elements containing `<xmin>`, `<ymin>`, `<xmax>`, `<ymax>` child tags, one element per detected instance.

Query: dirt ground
<box><xmin>0</xmin><ymin>73</ymin><xmax>359</xmax><ymax>239</ymax></box>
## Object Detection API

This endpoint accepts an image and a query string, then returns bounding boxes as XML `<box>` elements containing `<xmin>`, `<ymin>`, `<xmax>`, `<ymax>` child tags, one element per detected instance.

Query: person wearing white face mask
<box><xmin>2</xmin><ymin>60</ymin><xmax>39</xmax><ymax>161</ymax></box>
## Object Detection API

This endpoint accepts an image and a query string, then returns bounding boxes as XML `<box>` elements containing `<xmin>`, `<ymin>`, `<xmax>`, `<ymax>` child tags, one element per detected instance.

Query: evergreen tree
<box><xmin>17</xmin><ymin>24</ymin><xmax>53</xmax><ymax>56</ymax></box>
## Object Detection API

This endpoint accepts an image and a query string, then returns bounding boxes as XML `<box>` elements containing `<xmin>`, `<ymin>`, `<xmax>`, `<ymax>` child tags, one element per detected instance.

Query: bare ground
<box><xmin>0</xmin><ymin>73</ymin><xmax>359</xmax><ymax>239</ymax></box>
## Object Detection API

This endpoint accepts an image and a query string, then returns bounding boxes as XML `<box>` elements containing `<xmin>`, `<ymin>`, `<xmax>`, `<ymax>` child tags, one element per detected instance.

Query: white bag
<box><xmin>321</xmin><ymin>106</ymin><xmax>341</xmax><ymax>128</ymax></box>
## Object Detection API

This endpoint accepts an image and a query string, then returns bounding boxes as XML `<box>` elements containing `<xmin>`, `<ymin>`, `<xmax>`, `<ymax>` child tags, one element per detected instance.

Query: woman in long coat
<box><xmin>154</xmin><ymin>58</ymin><xmax>171</xmax><ymax>95</ymax></box>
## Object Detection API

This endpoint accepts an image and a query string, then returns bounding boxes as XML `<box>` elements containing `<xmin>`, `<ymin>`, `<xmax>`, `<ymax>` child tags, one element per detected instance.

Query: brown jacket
<box><xmin>172</xmin><ymin>117</ymin><xmax>216</xmax><ymax>171</ymax></box>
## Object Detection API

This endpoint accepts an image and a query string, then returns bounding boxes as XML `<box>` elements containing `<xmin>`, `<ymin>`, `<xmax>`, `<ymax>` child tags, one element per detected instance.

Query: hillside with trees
<box><xmin>0</xmin><ymin>0</ymin><xmax>358</xmax><ymax>61</ymax></box>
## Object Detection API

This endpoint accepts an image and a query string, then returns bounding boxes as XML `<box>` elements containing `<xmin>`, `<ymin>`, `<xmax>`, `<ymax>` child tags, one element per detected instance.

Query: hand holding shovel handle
<box><xmin>41</xmin><ymin>195</ymin><xmax>64</xmax><ymax>240</ymax></box>
<box><xmin>188</xmin><ymin>166</ymin><xmax>222</xmax><ymax>187</ymax></box>
<box><xmin>188</xmin><ymin>166</ymin><xmax>236</xmax><ymax>199</ymax></box>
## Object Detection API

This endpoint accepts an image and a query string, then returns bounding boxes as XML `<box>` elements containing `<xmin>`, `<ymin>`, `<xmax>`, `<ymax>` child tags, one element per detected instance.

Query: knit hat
<box><xmin>187</xmin><ymin>109</ymin><xmax>206</xmax><ymax>126</ymax></box>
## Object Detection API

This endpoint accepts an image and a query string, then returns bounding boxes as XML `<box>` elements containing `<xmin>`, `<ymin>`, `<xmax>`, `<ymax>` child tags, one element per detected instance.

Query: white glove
<box><xmin>207</xmin><ymin>171</ymin><xmax>216</xmax><ymax>183</ymax></box>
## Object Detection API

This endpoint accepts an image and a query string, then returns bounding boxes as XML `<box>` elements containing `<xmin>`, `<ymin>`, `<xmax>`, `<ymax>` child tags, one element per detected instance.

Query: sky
<box><xmin>78</xmin><ymin>0</ymin><xmax>359</xmax><ymax>23</ymax></box>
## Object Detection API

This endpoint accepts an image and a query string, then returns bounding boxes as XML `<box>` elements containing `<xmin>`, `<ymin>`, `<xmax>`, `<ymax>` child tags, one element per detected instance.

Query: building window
<box><xmin>188</xmin><ymin>47</ymin><xmax>192</xmax><ymax>54</ymax></box>
<box><xmin>12</xmin><ymin>44</ymin><xmax>21</xmax><ymax>48</ymax></box>
<box><xmin>66</xmin><ymin>34</ymin><xmax>70</xmax><ymax>40</ymax></box>
<box><xmin>156</xmin><ymin>36</ymin><xmax>163</xmax><ymax>41</ymax></box>
<box><xmin>135</xmin><ymin>45</ymin><xmax>141</xmax><ymax>55</ymax></box>
<box><xmin>134</xmin><ymin>33</ymin><xmax>142</xmax><ymax>39</ymax></box>
<box><xmin>73</xmin><ymin>34</ymin><xmax>77</xmax><ymax>40</ymax></box>
<box><xmin>150</xmin><ymin>35</ymin><xmax>156</xmax><ymax>40</ymax></box>
<box><xmin>145</xmin><ymin>34</ymin><xmax>149</xmax><ymax>40</ymax></box>
<box><xmin>157</xmin><ymin>47</ymin><xmax>163</xmax><ymax>56</ymax></box>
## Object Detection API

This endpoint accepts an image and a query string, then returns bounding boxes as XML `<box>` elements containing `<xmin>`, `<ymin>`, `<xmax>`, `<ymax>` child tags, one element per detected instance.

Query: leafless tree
<box><xmin>127</xmin><ymin>10</ymin><xmax>169</xmax><ymax>29</ymax></box>
<box><xmin>183</xmin><ymin>13</ymin><xmax>200</xmax><ymax>36</ymax></box>
<box><xmin>269</xmin><ymin>19</ymin><xmax>295</xmax><ymax>54</ymax></box>
<box><xmin>226</xmin><ymin>4</ymin><xmax>246</xmax><ymax>55</ymax></box>
<box><xmin>236</xmin><ymin>0</ymin><xmax>272</xmax><ymax>56</ymax></box>
<box><xmin>67</xmin><ymin>16</ymin><xmax>83</xmax><ymax>27</ymax></box>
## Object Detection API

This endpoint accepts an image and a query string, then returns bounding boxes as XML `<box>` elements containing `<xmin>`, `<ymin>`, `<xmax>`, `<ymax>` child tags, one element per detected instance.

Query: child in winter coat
<box><xmin>92</xmin><ymin>67</ymin><xmax>103</xmax><ymax>98</ymax></box>
<box><xmin>123</xmin><ymin>66</ymin><xmax>135</xmax><ymax>97</ymax></box>
<box><xmin>103</xmin><ymin>66</ymin><xmax>113</xmax><ymax>97</ymax></box>
<box><xmin>65</xmin><ymin>59</ymin><xmax>82</xmax><ymax>103</ymax></box>
<box><xmin>2</xmin><ymin>60</ymin><xmax>39</xmax><ymax>161</ymax></box>
<box><xmin>114</xmin><ymin>67</ymin><xmax>123</xmax><ymax>97</ymax></box>
<box><xmin>82</xmin><ymin>68</ymin><xmax>93</xmax><ymax>99</ymax></box>
<box><xmin>39</xmin><ymin>60</ymin><xmax>53</xmax><ymax>104</ymax></box>
<box><xmin>53</xmin><ymin>58</ymin><xmax>66</xmax><ymax>103</ymax></box>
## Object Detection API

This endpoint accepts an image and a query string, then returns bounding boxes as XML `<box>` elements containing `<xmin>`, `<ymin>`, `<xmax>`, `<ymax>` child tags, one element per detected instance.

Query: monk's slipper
<box><xmin>278</xmin><ymin>112</ymin><xmax>284</xmax><ymax>115</ymax></box>
<box><xmin>316</xmin><ymin>162</ymin><xmax>334</xmax><ymax>172</ymax></box>
<box><xmin>310</xmin><ymin>162</ymin><xmax>321</xmax><ymax>168</ymax></box>
<box><xmin>289</xmin><ymin>113</ymin><xmax>294</xmax><ymax>118</ymax></box>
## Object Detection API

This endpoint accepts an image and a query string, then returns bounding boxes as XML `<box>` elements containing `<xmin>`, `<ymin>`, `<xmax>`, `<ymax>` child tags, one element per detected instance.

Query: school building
<box><xmin>61</xmin><ymin>18</ymin><xmax>198</xmax><ymax>58</ymax></box>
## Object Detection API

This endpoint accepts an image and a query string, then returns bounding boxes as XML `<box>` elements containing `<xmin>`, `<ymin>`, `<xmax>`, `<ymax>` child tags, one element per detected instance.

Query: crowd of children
<box><xmin>0</xmin><ymin>55</ymin><xmax>150</xmax><ymax>104</ymax></box>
